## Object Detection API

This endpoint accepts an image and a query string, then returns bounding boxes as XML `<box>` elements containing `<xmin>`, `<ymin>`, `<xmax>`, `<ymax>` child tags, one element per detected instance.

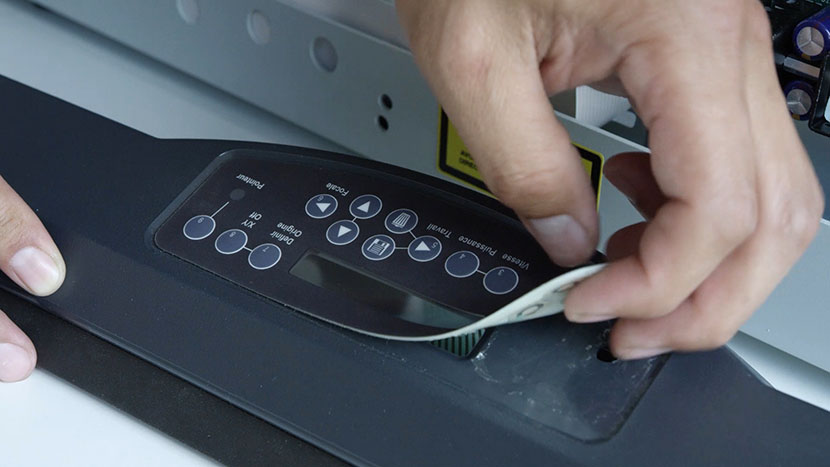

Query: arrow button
<box><xmin>408</xmin><ymin>235</ymin><xmax>442</xmax><ymax>262</ymax></box>
<box><xmin>326</xmin><ymin>220</ymin><xmax>360</xmax><ymax>245</ymax></box>
<box><xmin>349</xmin><ymin>194</ymin><xmax>383</xmax><ymax>219</ymax></box>
<box><xmin>305</xmin><ymin>194</ymin><xmax>338</xmax><ymax>219</ymax></box>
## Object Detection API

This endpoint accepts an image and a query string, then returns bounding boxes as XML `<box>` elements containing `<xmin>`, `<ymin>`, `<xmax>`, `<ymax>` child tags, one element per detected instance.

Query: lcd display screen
<box><xmin>290</xmin><ymin>252</ymin><xmax>478</xmax><ymax>329</ymax></box>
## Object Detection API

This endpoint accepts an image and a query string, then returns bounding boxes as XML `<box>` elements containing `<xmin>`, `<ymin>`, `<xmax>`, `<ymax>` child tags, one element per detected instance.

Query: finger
<box><xmin>605</xmin><ymin>222</ymin><xmax>648</xmax><ymax>262</ymax></box>
<box><xmin>609</xmin><ymin>222</ymin><xmax>801</xmax><ymax>359</ymax></box>
<box><xmin>398</xmin><ymin>5</ymin><xmax>598</xmax><ymax>266</ymax></box>
<box><xmin>0</xmin><ymin>309</ymin><xmax>36</xmax><ymax>382</ymax></box>
<box><xmin>603</xmin><ymin>153</ymin><xmax>666</xmax><ymax>220</ymax></box>
<box><xmin>0</xmin><ymin>175</ymin><xmax>66</xmax><ymax>296</ymax></box>
<box><xmin>565</xmin><ymin>11</ymin><xmax>761</xmax><ymax>321</ymax></box>
<box><xmin>610</xmin><ymin>4</ymin><xmax>824</xmax><ymax>358</ymax></box>
<box><xmin>611</xmin><ymin>193</ymin><xmax>815</xmax><ymax>358</ymax></box>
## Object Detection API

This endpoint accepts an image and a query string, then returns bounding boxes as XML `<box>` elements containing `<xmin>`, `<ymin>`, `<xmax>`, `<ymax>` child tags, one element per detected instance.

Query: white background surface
<box><xmin>0</xmin><ymin>0</ymin><xmax>341</xmax><ymax>465</ymax></box>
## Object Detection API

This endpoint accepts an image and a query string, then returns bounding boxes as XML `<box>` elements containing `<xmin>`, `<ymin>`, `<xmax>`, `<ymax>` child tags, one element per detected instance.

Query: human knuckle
<box><xmin>436</xmin><ymin>37</ymin><xmax>492</xmax><ymax>85</ymax></box>
<box><xmin>638</xmin><ymin>304</ymin><xmax>673</xmax><ymax>320</ymax></box>
<box><xmin>770</xmin><ymin>186</ymin><xmax>824</xmax><ymax>250</ymax></box>
<box><xmin>691</xmin><ymin>317</ymin><xmax>736</xmax><ymax>350</ymax></box>
<box><xmin>421</xmin><ymin>9</ymin><xmax>491</xmax><ymax>77</ymax></box>
<box><xmin>708</xmin><ymin>193</ymin><xmax>758</xmax><ymax>244</ymax></box>
<box><xmin>628</xmin><ymin>291</ymin><xmax>677</xmax><ymax>319</ymax></box>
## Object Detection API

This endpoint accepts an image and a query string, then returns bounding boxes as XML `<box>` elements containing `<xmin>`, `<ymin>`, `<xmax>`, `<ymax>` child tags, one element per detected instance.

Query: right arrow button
<box><xmin>326</xmin><ymin>219</ymin><xmax>360</xmax><ymax>245</ymax></box>
<box><xmin>407</xmin><ymin>235</ymin><xmax>442</xmax><ymax>262</ymax></box>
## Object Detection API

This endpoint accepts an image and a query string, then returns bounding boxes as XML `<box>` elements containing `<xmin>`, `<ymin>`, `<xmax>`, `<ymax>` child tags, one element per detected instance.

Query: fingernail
<box><xmin>526</xmin><ymin>215</ymin><xmax>591</xmax><ymax>266</ymax></box>
<box><xmin>566</xmin><ymin>312</ymin><xmax>616</xmax><ymax>324</ymax></box>
<box><xmin>0</xmin><ymin>343</ymin><xmax>34</xmax><ymax>382</ymax></box>
<box><xmin>9</xmin><ymin>246</ymin><xmax>63</xmax><ymax>296</ymax></box>
<box><xmin>617</xmin><ymin>346</ymin><xmax>671</xmax><ymax>360</ymax></box>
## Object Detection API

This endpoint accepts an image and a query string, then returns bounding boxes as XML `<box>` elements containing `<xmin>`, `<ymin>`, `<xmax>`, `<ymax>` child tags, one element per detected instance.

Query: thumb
<box><xmin>0</xmin><ymin>175</ymin><xmax>65</xmax><ymax>382</ymax></box>
<box><xmin>0</xmin><ymin>175</ymin><xmax>65</xmax><ymax>296</ymax></box>
<box><xmin>429</xmin><ymin>56</ymin><xmax>598</xmax><ymax>266</ymax></box>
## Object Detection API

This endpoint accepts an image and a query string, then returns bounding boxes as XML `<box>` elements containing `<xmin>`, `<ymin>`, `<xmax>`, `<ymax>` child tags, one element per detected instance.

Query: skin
<box><xmin>397</xmin><ymin>0</ymin><xmax>825</xmax><ymax>358</ymax></box>
<box><xmin>0</xmin><ymin>0</ymin><xmax>824</xmax><ymax>381</ymax></box>
<box><xmin>0</xmin><ymin>175</ymin><xmax>66</xmax><ymax>382</ymax></box>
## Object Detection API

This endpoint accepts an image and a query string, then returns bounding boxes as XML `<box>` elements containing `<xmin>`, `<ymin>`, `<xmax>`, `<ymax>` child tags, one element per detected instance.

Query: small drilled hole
<box><xmin>376</xmin><ymin>115</ymin><xmax>389</xmax><ymax>132</ymax></box>
<box><xmin>247</xmin><ymin>10</ymin><xmax>271</xmax><ymax>45</ymax></box>
<box><xmin>379</xmin><ymin>94</ymin><xmax>393</xmax><ymax>110</ymax></box>
<box><xmin>176</xmin><ymin>0</ymin><xmax>199</xmax><ymax>24</ymax></box>
<box><xmin>596</xmin><ymin>346</ymin><xmax>617</xmax><ymax>363</ymax></box>
<box><xmin>311</xmin><ymin>37</ymin><xmax>338</xmax><ymax>72</ymax></box>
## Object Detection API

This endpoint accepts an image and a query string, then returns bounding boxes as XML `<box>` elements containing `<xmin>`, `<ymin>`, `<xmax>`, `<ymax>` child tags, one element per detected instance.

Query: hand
<box><xmin>0</xmin><ymin>175</ymin><xmax>66</xmax><ymax>381</ymax></box>
<box><xmin>397</xmin><ymin>0</ymin><xmax>824</xmax><ymax>358</ymax></box>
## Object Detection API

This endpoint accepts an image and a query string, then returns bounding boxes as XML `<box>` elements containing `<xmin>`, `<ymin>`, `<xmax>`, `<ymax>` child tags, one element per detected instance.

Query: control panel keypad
<box><xmin>179</xmin><ymin>184</ymin><xmax>525</xmax><ymax>297</ymax></box>
<box><xmin>304</xmin><ymin>194</ymin><xmax>520</xmax><ymax>295</ymax></box>
<box><xmin>155</xmin><ymin>151</ymin><xmax>575</xmax><ymax>333</ymax></box>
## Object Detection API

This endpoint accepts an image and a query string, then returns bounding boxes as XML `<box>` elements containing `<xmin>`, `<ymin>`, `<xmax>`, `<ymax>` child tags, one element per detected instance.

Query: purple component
<box><xmin>783</xmin><ymin>80</ymin><xmax>816</xmax><ymax>121</ymax></box>
<box><xmin>793</xmin><ymin>7</ymin><xmax>830</xmax><ymax>61</ymax></box>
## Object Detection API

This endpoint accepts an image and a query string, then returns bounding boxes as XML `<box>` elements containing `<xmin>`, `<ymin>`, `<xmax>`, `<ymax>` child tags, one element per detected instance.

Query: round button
<box><xmin>183</xmin><ymin>215</ymin><xmax>215</xmax><ymax>240</ymax></box>
<box><xmin>362</xmin><ymin>234</ymin><xmax>396</xmax><ymax>261</ymax></box>
<box><xmin>407</xmin><ymin>235</ymin><xmax>442</xmax><ymax>262</ymax></box>
<box><xmin>349</xmin><ymin>194</ymin><xmax>383</xmax><ymax>219</ymax></box>
<box><xmin>326</xmin><ymin>220</ymin><xmax>359</xmax><ymax>245</ymax></box>
<box><xmin>384</xmin><ymin>208</ymin><xmax>418</xmax><ymax>234</ymax></box>
<box><xmin>444</xmin><ymin>251</ymin><xmax>480</xmax><ymax>278</ymax></box>
<box><xmin>305</xmin><ymin>194</ymin><xmax>338</xmax><ymax>219</ymax></box>
<box><xmin>215</xmin><ymin>229</ymin><xmax>248</xmax><ymax>255</ymax></box>
<box><xmin>248</xmin><ymin>243</ymin><xmax>282</xmax><ymax>270</ymax></box>
<box><xmin>483</xmin><ymin>267</ymin><xmax>519</xmax><ymax>295</ymax></box>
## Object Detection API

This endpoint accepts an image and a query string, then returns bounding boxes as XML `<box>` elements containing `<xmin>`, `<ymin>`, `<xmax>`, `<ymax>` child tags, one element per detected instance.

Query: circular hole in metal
<box><xmin>376</xmin><ymin>115</ymin><xmax>389</xmax><ymax>132</ymax></box>
<box><xmin>311</xmin><ymin>37</ymin><xmax>338</xmax><ymax>72</ymax></box>
<box><xmin>247</xmin><ymin>10</ymin><xmax>271</xmax><ymax>45</ymax></box>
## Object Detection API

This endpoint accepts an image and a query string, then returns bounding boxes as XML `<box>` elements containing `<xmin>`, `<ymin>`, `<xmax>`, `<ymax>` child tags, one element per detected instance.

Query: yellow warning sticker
<box><xmin>437</xmin><ymin>109</ymin><xmax>604</xmax><ymax>207</ymax></box>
